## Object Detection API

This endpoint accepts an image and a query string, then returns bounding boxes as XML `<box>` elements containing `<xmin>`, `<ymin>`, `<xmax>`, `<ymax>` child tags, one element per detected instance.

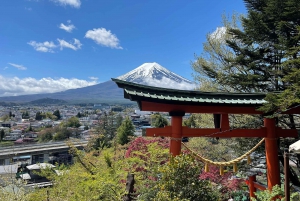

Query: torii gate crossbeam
<box><xmin>112</xmin><ymin>78</ymin><xmax>299</xmax><ymax>195</ymax></box>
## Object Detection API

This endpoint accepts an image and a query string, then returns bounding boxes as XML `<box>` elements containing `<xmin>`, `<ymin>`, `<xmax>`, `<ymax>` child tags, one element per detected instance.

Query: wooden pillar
<box><xmin>284</xmin><ymin>149</ymin><xmax>290</xmax><ymax>201</ymax></box>
<box><xmin>169</xmin><ymin>111</ymin><xmax>184</xmax><ymax>156</ymax></box>
<box><xmin>249</xmin><ymin>175</ymin><xmax>257</xmax><ymax>198</ymax></box>
<box><xmin>264</xmin><ymin>118</ymin><xmax>280</xmax><ymax>190</ymax></box>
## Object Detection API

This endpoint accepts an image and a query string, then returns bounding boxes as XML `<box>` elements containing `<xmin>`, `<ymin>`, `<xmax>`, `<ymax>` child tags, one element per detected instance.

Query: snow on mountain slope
<box><xmin>117</xmin><ymin>62</ymin><xmax>196</xmax><ymax>90</ymax></box>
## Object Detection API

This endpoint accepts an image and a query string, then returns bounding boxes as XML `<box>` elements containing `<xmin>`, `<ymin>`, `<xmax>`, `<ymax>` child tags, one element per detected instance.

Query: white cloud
<box><xmin>85</xmin><ymin>28</ymin><xmax>123</xmax><ymax>49</ymax></box>
<box><xmin>51</xmin><ymin>0</ymin><xmax>81</xmax><ymax>8</ymax></box>
<box><xmin>57</xmin><ymin>38</ymin><xmax>82</xmax><ymax>50</ymax></box>
<box><xmin>59</xmin><ymin>23</ymin><xmax>75</xmax><ymax>33</ymax></box>
<box><xmin>89</xmin><ymin>77</ymin><xmax>98</xmax><ymax>81</ymax></box>
<box><xmin>142</xmin><ymin>77</ymin><xmax>196</xmax><ymax>90</ymax></box>
<box><xmin>8</xmin><ymin>63</ymin><xmax>27</xmax><ymax>70</ymax></box>
<box><xmin>28</xmin><ymin>41</ymin><xmax>57</xmax><ymax>53</ymax></box>
<box><xmin>25</xmin><ymin>7</ymin><xmax>32</xmax><ymax>11</ymax></box>
<box><xmin>0</xmin><ymin>75</ymin><xmax>97</xmax><ymax>97</ymax></box>
<box><xmin>3</xmin><ymin>67</ymin><xmax>8</xmax><ymax>70</ymax></box>
<box><xmin>209</xmin><ymin>27</ymin><xmax>227</xmax><ymax>40</ymax></box>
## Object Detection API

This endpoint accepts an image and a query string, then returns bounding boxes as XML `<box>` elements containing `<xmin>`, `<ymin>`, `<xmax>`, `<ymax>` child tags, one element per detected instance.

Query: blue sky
<box><xmin>0</xmin><ymin>0</ymin><xmax>246</xmax><ymax>97</ymax></box>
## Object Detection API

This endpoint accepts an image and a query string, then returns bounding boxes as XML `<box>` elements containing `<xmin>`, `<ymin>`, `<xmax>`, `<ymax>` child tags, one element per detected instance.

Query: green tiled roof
<box><xmin>112</xmin><ymin>78</ymin><xmax>267</xmax><ymax>106</ymax></box>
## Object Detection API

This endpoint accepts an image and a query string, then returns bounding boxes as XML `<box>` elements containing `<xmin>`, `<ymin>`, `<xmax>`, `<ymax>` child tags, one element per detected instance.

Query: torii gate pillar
<box><xmin>264</xmin><ymin>118</ymin><xmax>280</xmax><ymax>190</ymax></box>
<box><xmin>169</xmin><ymin>111</ymin><xmax>185</xmax><ymax>156</ymax></box>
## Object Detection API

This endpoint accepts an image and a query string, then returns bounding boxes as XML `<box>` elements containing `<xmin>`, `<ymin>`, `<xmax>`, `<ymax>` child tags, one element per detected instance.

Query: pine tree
<box><xmin>225</xmin><ymin>0</ymin><xmax>300</xmax><ymax>111</ymax></box>
<box><xmin>116</xmin><ymin>117</ymin><xmax>135</xmax><ymax>145</ymax></box>
<box><xmin>193</xmin><ymin>0</ymin><xmax>300</xmax><ymax>186</ymax></box>
<box><xmin>53</xmin><ymin>110</ymin><xmax>61</xmax><ymax>120</ymax></box>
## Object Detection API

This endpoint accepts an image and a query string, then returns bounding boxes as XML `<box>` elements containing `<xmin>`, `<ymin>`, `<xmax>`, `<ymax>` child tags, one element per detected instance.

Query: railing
<box><xmin>246</xmin><ymin>175</ymin><xmax>267</xmax><ymax>198</ymax></box>
<box><xmin>0</xmin><ymin>140</ymin><xmax>88</xmax><ymax>150</ymax></box>
<box><xmin>0</xmin><ymin>140</ymin><xmax>89</xmax><ymax>157</ymax></box>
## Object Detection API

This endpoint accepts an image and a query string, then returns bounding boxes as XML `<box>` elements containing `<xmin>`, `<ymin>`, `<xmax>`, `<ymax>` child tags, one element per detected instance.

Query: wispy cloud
<box><xmin>8</xmin><ymin>63</ymin><xmax>27</xmax><ymax>70</ymax></box>
<box><xmin>59</xmin><ymin>21</ymin><xmax>75</xmax><ymax>33</ymax></box>
<box><xmin>85</xmin><ymin>28</ymin><xmax>123</xmax><ymax>49</ymax></box>
<box><xmin>51</xmin><ymin>0</ymin><xmax>81</xmax><ymax>8</ymax></box>
<box><xmin>27</xmin><ymin>41</ymin><xmax>57</xmax><ymax>53</ymax></box>
<box><xmin>89</xmin><ymin>76</ymin><xmax>98</xmax><ymax>81</ymax></box>
<box><xmin>3</xmin><ymin>67</ymin><xmax>8</xmax><ymax>70</ymax></box>
<box><xmin>57</xmin><ymin>38</ymin><xmax>82</xmax><ymax>50</ymax></box>
<box><xmin>25</xmin><ymin>7</ymin><xmax>32</xmax><ymax>11</ymax></box>
<box><xmin>0</xmin><ymin>76</ymin><xmax>97</xmax><ymax>97</ymax></box>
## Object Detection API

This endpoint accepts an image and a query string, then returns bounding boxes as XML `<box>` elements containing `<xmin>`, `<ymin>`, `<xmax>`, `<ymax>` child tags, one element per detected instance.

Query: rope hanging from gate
<box><xmin>181</xmin><ymin>138</ymin><xmax>265</xmax><ymax>175</ymax></box>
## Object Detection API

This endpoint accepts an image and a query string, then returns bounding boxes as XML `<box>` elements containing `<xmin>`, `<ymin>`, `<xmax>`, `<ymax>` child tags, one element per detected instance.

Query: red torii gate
<box><xmin>112</xmin><ymin>78</ymin><xmax>299</xmax><ymax>195</ymax></box>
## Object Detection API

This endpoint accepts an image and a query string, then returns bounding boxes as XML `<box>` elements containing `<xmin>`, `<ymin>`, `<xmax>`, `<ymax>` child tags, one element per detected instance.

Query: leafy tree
<box><xmin>251</xmin><ymin>184</ymin><xmax>299</xmax><ymax>201</ymax></box>
<box><xmin>53</xmin><ymin>110</ymin><xmax>61</xmax><ymax>120</ymax></box>
<box><xmin>151</xmin><ymin>113</ymin><xmax>169</xmax><ymax>128</ymax></box>
<box><xmin>192</xmin><ymin>12</ymin><xmax>242</xmax><ymax>93</ymax></box>
<box><xmin>38</xmin><ymin>128</ymin><xmax>53</xmax><ymax>142</ymax></box>
<box><xmin>53</xmin><ymin>128</ymin><xmax>72</xmax><ymax>141</ymax></box>
<box><xmin>92</xmin><ymin>112</ymin><xmax>121</xmax><ymax>149</ymax></box>
<box><xmin>66</xmin><ymin>116</ymin><xmax>81</xmax><ymax>128</ymax></box>
<box><xmin>116</xmin><ymin>117</ymin><xmax>135</xmax><ymax>145</ymax></box>
<box><xmin>0</xmin><ymin>129</ymin><xmax>5</xmax><ymax>142</ymax></box>
<box><xmin>183</xmin><ymin>114</ymin><xmax>197</xmax><ymax>128</ymax></box>
<box><xmin>154</xmin><ymin>154</ymin><xmax>219</xmax><ymax>201</ymax></box>
<box><xmin>115</xmin><ymin>114</ymin><xmax>123</xmax><ymax>128</ymax></box>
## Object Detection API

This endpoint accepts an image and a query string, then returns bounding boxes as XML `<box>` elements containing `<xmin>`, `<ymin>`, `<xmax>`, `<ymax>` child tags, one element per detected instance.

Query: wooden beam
<box><xmin>253</xmin><ymin>182</ymin><xmax>267</xmax><ymax>191</ymax></box>
<box><xmin>145</xmin><ymin>126</ymin><xmax>298</xmax><ymax>138</ymax></box>
<box><xmin>276</xmin><ymin>128</ymin><xmax>298</xmax><ymax>138</ymax></box>
<box><xmin>141</xmin><ymin>101</ymin><xmax>263</xmax><ymax>114</ymax></box>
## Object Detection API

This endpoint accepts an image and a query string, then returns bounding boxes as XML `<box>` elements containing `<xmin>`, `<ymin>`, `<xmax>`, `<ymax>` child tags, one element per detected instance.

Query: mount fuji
<box><xmin>0</xmin><ymin>63</ymin><xmax>195</xmax><ymax>103</ymax></box>
<box><xmin>117</xmin><ymin>62</ymin><xmax>195</xmax><ymax>90</ymax></box>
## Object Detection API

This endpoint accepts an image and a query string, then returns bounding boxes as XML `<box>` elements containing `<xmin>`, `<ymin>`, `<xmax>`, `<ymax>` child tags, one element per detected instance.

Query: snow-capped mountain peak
<box><xmin>117</xmin><ymin>62</ymin><xmax>195</xmax><ymax>90</ymax></box>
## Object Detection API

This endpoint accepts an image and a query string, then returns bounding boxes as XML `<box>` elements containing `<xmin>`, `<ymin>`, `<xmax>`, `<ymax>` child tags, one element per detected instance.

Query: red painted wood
<box><xmin>141</xmin><ymin>101</ymin><xmax>263</xmax><ymax>114</ymax></box>
<box><xmin>170</xmin><ymin>116</ymin><xmax>182</xmax><ymax>156</ymax></box>
<box><xmin>249</xmin><ymin>175</ymin><xmax>257</xmax><ymax>198</ymax></box>
<box><xmin>253</xmin><ymin>182</ymin><xmax>267</xmax><ymax>191</ymax></box>
<box><xmin>264</xmin><ymin>118</ymin><xmax>281</xmax><ymax>190</ymax></box>
<box><xmin>146</xmin><ymin>126</ymin><xmax>297</xmax><ymax>138</ymax></box>
<box><xmin>221</xmin><ymin>114</ymin><xmax>230</xmax><ymax>130</ymax></box>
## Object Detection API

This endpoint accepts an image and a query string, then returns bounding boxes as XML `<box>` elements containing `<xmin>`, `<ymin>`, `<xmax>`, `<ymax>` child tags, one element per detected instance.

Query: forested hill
<box><xmin>29</xmin><ymin>98</ymin><xmax>68</xmax><ymax>105</ymax></box>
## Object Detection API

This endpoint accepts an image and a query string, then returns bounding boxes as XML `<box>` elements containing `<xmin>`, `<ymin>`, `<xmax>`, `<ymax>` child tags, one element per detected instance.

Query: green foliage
<box><xmin>192</xmin><ymin>12</ymin><xmax>242</xmax><ymax>92</ymax></box>
<box><xmin>38</xmin><ymin>128</ymin><xmax>53</xmax><ymax>142</ymax></box>
<box><xmin>92</xmin><ymin>112</ymin><xmax>121</xmax><ymax>149</ymax></box>
<box><xmin>35</xmin><ymin>111</ymin><xmax>43</xmax><ymax>120</ymax></box>
<box><xmin>0</xmin><ymin>114</ymin><xmax>10</xmax><ymax>121</ymax></box>
<box><xmin>183</xmin><ymin>114</ymin><xmax>197</xmax><ymax>128</ymax></box>
<box><xmin>53</xmin><ymin>110</ymin><xmax>61</xmax><ymax>120</ymax></box>
<box><xmin>22</xmin><ymin>111</ymin><xmax>30</xmax><ymax>119</ymax></box>
<box><xmin>151</xmin><ymin>113</ymin><xmax>169</xmax><ymax>128</ymax></box>
<box><xmin>53</xmin><ymin>128</ymin><xmax>71</xmax><ymax>141</ymax></box>
<box><xmin>28</xmin><ymin>149</ymin><xmax>127</xmax><ymax>201</ymax></box>
<box><xmin>66</xmin><ymin>116</ymin><xmax>81</xmax><ymax>128</ymax></box>
<box><xmin>116</xmin><ymin>116</ymin><xmax>135</xmax><ymax>145</ymax></box>
<box><xmin>251</xmin><ymin>185</ymin><xmax>299</xmax><ymax>201</ymax></box>
<box><xmin>153</xmin><ymin>154</ymin><xmax>219</xmax><ymax>201</ymax></box>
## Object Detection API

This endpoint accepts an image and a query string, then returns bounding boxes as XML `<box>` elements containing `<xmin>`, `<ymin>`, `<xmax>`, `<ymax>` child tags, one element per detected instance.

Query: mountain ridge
<box><xmin>0</xmin><ymin>63</ymin><xmax>194</xmax><ymax>103</ymax></box>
